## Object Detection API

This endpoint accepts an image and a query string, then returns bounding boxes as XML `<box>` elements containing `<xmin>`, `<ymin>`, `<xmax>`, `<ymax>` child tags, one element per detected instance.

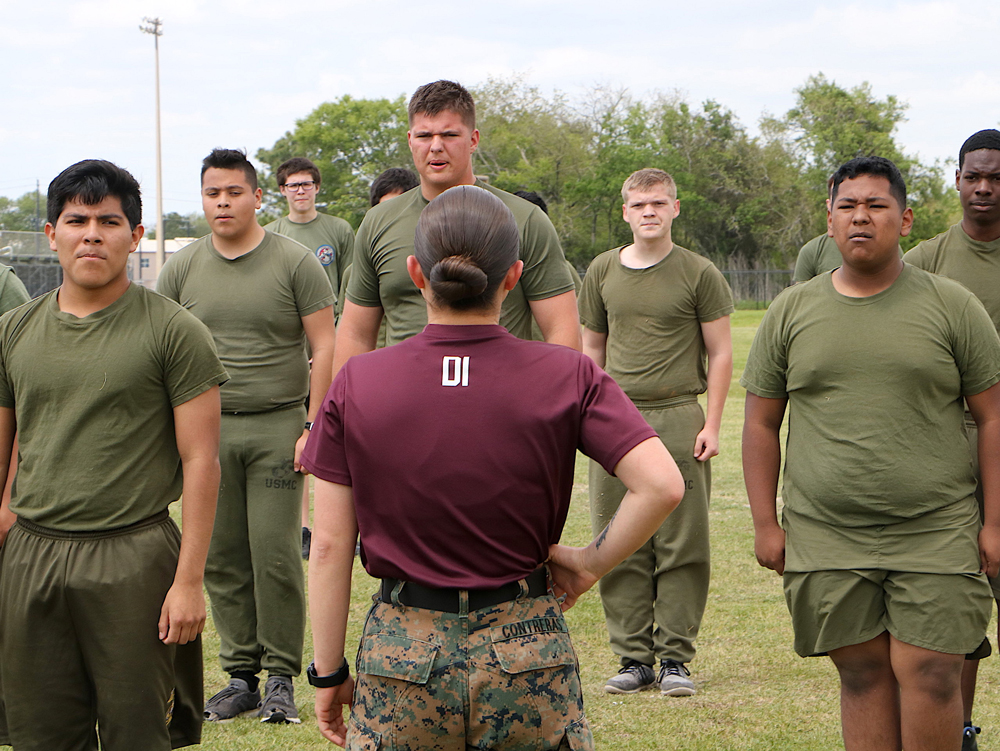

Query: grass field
<box><xmin>197</xmin><ymin>309</ymin><xmax>1000</xmax><ymax>749</ymax></box>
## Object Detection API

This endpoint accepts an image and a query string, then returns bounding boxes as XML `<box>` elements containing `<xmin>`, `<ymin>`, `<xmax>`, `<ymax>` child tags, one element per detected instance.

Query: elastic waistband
<box><xmin>15</xmin><ymin>509</ymin><xmax>171</xmax><ymax>540</ymax></box>
<box><xmin>221</xmin><ymin>401</ymin><xmax>303</xmax><ymax>417</ymax></box>
<box><xmin>630</xmin><ymin>394</ymin><xmax>698</xmax><ymax>410</ymax></box>
<box><xmin>379</xmin><ymin>567</ymin><xmax>549</xmax><ymax>614</ymax></box>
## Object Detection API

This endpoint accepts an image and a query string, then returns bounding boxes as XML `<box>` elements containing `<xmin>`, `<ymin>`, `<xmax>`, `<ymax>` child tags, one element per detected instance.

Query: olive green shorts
<box><xmin>783</xmin><ymin>568</ymin><xmax>993</xmax><ymax>657</ymax></box>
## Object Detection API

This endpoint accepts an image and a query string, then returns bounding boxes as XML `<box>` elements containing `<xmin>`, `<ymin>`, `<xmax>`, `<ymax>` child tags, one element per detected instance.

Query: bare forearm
<box><xmin>174</xmin><ymin>454</ymin><xmax>219</xmax><ymax>586</ymax></box>
<box><xmin>309</xmin><ymin>528</ymin><xmax>356</xmax><ymax>673</ymax></box>
<box><xmin>742</xmin><ymin>421</ymin><xmax>782</xmax><ymax>532</ymax></box>
<box><xmin>307</xmin><ymin>343</ymin><xmax>334</xmax><ymax>422</ymax></box>
<box><xmin>978</xmin><ymin>418</ymin><xmax>1000</xmax><ymax>531</ymax></box>
<box><xmin>332</xmin><ymin>304</ymin><xmax>381</xmax><ymax>377</ymax></box>
<box><xmin>703</xmin><ymin>350</ymin><xmax>733</xmax><ymax>434</ymax></box>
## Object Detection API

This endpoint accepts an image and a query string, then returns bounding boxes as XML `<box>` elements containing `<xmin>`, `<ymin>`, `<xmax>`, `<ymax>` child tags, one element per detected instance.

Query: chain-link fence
<box><xmin>0</xmin><ymin>231</ymin><xmax>62</xmax><ymax>299</ymax></box>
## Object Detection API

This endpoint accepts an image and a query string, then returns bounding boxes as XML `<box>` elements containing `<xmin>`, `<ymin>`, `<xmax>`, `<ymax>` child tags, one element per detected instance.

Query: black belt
<box><xmin>379</xmin><ymin>568</ymin><xmax>548</xmax><ymax>613</ymax></box>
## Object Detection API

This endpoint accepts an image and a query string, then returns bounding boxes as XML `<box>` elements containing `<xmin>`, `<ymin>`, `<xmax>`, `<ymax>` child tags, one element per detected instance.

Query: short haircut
<box><xmin>369</xmin><ymin>168</ymin><xmax>420</xmax><ymax>206</ymax></box>
<box><xmin>513</xmin><ymin>190</ymin><xmax>548</xmax><ymax>214</ymax></box>
<box><xmin>830</xmin><ymin>156</ymin><xmax>907</xmax><ymax>209</ymax></box>
<box><xmin>276</xmin><ymin>157</ymin><xmax>321</xmax><ymax>188</ymax></box>
<box><xmin>201</xmin><ymin>148</ymin><xmax>258</xmax><ymax>191</ymax></box>
<box><xmin>408</xmin><ymin>80</ymin><xmax>476</xmax><ymax>130</ymax></box>
<box><xmin>413</xmin><ymin>185</ymin><xmax>519</xmax><ymax>311</ymax></box>
<box><xmin>47</xmin><ymin>160</ymin><xmax>142</xmax><ymax>230</ymax></box>
<box><xmin>621</xmin><ymin>169</ymin><xmax>677</xmax><ymax>203</ymax></box>
<box><xmin>959</xmin><ymin>129</ymin><xmax>1000</xmax><ymax>168</ymax></box>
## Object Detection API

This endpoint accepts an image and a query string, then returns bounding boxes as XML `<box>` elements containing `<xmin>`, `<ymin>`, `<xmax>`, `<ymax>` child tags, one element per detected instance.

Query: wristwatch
<box><xmin>307</xmin><ymin>659</ymin><xmax>350</xmax><ymax>688</ymax></box>
<box><xmin>304</xmin><ymin>421</ymin><xmax>314</xmax><ymax>431</ymax></box>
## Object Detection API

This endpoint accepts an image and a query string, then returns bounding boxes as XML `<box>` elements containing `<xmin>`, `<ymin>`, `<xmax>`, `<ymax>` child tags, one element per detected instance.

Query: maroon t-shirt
<box><xmin>301</xmin><ymin>324</ymin><xmax>658</xmax><ymax>589</ymax></box>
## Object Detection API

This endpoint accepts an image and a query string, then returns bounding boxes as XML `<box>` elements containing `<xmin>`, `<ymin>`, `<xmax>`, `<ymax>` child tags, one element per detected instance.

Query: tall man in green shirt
<box><xmin>264</xmin><ymin>156</ymin><xmax>354</xmax><ymax>561</ymax></box>
<box><xmin>904</xmin><ymin>128</ymin><xmax>1000</xmax><ymax>751</ymax></box>
<box><xmin>158</xmin><ymin>149</ymin><xmax>336</xmax><ymax>726</ymax></box>
<box><xmin>333</xmin><ymin>80</ymin><xmax>581</xmax><ymax>372</ymax></box>
<box><xmin>579</xmin><ymin>168</ymin><xmax>733</xmax><ymax>695</ymax></box>
<box><xmin>0</xmin><ymin>159</ymin><xmax>226</xmax><ymax>750</ymax></box>
<box><xmin>743</xmin><ymin>156</ymin><xmax>1000</xmax><ymax>751</ymax></box>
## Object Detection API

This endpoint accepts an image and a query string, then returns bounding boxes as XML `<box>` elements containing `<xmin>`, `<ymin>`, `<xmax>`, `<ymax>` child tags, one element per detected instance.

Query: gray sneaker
<box><xmin>604</xmin><ymin>662</ymin><xmax>656</xmax><ymax>694</ymax></box>
<box><xmin>259</xmin><ymin>675</ymin><xmax>301</xmax><ymax>724</ymax></box>
<box><xmin>204</xmin><ymin>678</ymin><xmax>261</xmax><ymax>722</ymax></box>
<box><xmin>659</xmin><ymin>659</ymin><xmax>696</xmax><ymax>696</ymax></box>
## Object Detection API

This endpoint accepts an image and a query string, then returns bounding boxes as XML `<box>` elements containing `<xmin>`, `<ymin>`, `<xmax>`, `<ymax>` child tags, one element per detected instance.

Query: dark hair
<box><xmin>413</xmin><ymin>186</ymin><xmax>519</xmax><ymax>310</ymax></box>
<box><xmin>408</xmin><ymin>80</ymin><xmax>476</xmax><ymax>130</ymax></box>
<box><xmin>47</xmin><ymin>160</ymin><xmax>142</xmax><ymax>230</ymax></box>
<box><xmin>513</xmin><ymin>190</ymin><xmax>548</xmax><ymax>214</ymax></box>
<box><xmin>959</xmin><ymin>130</ymin><xmax>1000</xmax><ymax>168</ymax></box>
<box><xmin>201</xmin><ymin>148</ymin><xmax>258</xmax><ymax>191</ymax></box>
<box><xmin>830</xmin><ymin>156</ymin><xmax>906</xmax><ymax>208</ymax></box>
<box><xmin>370</xmin><ymin>168</ymin><xmax>419</xmax><ymax>206</ymax></box>
<box><xmin>276</xmin><ymin>157</ymin><xmax>321</xmax><ymax>187</ymax></box>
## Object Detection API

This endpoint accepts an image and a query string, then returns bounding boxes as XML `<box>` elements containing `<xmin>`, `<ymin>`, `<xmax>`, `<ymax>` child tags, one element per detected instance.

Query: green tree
<box><xmin>256</xmin><ymin>95</ymin><xmax>412</xmax><ymax>227</ymax></box>
<box><xmin>147</xmin><ymin>212</ymin><xmax>209</xmax><ymax>240</ymax></box>
<box><xmin>0</xmin><ymin>191</ymin><xmax>46</xmax><ymax>232</ymax></box>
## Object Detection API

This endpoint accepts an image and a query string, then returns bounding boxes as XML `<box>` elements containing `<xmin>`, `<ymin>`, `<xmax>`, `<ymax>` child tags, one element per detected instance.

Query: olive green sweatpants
<box><xmin>206</xmin><ymin>406</ymin><xmax>306</xmax><ymax>678</ymax></box>
<box><xmin>589</xmin><ymin>399</ymin><xmax>710</xmax><ymax>667</ymax></box>
<box><xmin>0</xmin><ymin>512</ymin><xmax>202</xmax><ymax>751</ymax></box>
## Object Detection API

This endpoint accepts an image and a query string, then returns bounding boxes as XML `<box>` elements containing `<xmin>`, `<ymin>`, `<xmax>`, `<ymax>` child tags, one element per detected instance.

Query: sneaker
<box><xmin>204</xmin><ymin>678</ymin><xmax>261</xmax><ymax>722</ymax></box>
<box><xmin>963</xmin><ymin>723</ymin><xmax>981</xmax><ymax>751</ymax></box>
<box><xmin>301</xmin><ymin>527</ymin><xmax>312</xmax><ymax>560</ymax></box>
<box><xmin>604</xmin><ymin>661</ymin><xmax>656</xmax><ymax>694</ymax></box>
<box><xmin>659</xmin><ymin>659</ymin><xmax>696</xmax><ymax>696</ymax></box>
<box><xmin>260</xmin><ymin>675</ymin><xmax>301</xmax><ymax>724</ymax></box>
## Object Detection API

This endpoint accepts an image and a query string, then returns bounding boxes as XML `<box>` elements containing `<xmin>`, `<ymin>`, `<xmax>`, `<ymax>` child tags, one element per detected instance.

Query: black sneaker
<box><xmin>204</xmin><ymin>678</ymin><xmax>261</xmax><ymax>722</ymax></box>
<box><xmin>963</xmin><ymin>723</ymin><xmax>981</xmax><ymax>751</ymax></box>
<box><xmin>659</xmin><ymin>659</ymin><xmax>696</xmax><ymax>696</ymax></box>
<box><xmin>604</xmin><ymin>661</ymin><xmax>656</xmax><ymax>693</ymax></box>
<box><xmin>259</xmin><ymin>675</ymin><xmax>301</xmax><ymax>724</ymax></box>
<box><xmin>301</xmin><ymin>527</ymin><xmax>311</xmax><ymax>560</ymax></box>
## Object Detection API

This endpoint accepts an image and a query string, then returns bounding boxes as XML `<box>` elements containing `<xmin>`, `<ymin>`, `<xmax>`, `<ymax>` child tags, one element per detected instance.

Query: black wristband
<box><xmin>307</xmin><ymin>659</ymin><xmax>349</xmax><ymax>688</ymax></box>
<box><xmin>304</xmin><ymin>421</ymin><xmax>314</xmax><ymax>431</ymax></box>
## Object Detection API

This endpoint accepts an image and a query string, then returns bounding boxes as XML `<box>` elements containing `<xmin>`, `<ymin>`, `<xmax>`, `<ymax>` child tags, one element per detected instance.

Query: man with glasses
<box><xmin>266</xmin><ymin>157</ymin><xmax>354</xmax><ymax>313</ymax></box>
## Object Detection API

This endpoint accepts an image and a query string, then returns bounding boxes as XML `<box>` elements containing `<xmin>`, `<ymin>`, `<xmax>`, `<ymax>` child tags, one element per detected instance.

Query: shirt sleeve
<box><xmin>578</xmin><ymin>255</ymin><xmax>609</xmax><ymax>334</ymax></box>
<box><xmin>292</xmin><ymin>252</ymin><xmax>336</xmax><ymax>317</ymax></box>
<box><xmin>0</xmin><ymin>269</ymin><xmax>29</xmax><ymax>315</ymax></box>
<box><xmin>740</xmin><ymin>300</ymin><xmax>790</xmax><ymax>399</ymax></box>
<box><xmin>577</xmin><ymin>357</ymin><xmax>658</xmax><ymax>475</ymax></box>
<box><xmin>792</xmin><ymin>238</ymin><xmax>819</xmax><ymax>283</ymax></box>
<box><xmin>300</xmin><ymin>370</ymin><xmax>351</xmax><ymax>485</ymax></box>
<box><xmin>346</xmin><ymin>214</ymin><xmax>383</xmax><ymax>308</ymax></box>
<box><xmin>162</xmin><ymin>307</ymin><xmax>229</xmax><ymax>407</ymax></box>
<box><xmin>517</xmin><ymin>208</ymin><xmax>575</xmax><ymax>302</ymax></box>
<box><xmin>695</xmin><ymin>264</ymin><xmax>735</xmax><ymax>322</ymax></box>
<box><xmin>156</xmin><ymin>254</ymin><xmax>181</xmax><ymax>302</ymax></box>
<box><xmin>953</xmin><ymin>295</ymin><xmax>1000</xmax><ymax>396</ymax></box>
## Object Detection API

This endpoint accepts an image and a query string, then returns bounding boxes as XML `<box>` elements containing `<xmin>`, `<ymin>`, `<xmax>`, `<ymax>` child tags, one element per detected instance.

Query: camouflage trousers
<box><xmin>347</xmin><ymin>589</ymin><xmax>594</xmax><ymax>750</ymax></box>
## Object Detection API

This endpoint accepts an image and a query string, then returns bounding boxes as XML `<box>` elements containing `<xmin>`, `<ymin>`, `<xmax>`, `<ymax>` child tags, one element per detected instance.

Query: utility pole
<box><xmin>139</xmin><ymin>17</ymin><xmax>165</xmax><ymax>276</ymax></box>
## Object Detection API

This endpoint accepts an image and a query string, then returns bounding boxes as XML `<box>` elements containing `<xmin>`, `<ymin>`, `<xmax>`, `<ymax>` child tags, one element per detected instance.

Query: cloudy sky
<box><xmin>2</xmin><ymin>0</ymin><xmax>998</xmax><ymax>226</ymax></box>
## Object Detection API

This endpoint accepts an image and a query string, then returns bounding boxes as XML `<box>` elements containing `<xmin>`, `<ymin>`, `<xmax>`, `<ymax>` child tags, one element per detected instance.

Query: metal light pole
<box><xmin>139</xmin><ymin>17</ymin><xmax>165</xmax><ymax>276</ymax></box>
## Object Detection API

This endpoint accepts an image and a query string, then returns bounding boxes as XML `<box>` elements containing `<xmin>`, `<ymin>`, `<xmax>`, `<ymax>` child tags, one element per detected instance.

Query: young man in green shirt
<box><xmin>579</xmin><ymin>168</ymin><xmax>733</xmax><ymax>695</ymax></box>
<box><xmin>904</xmin><ymin>128</ymin><xmax>1000</xmax><ymax>751</ymax></box>
<box><xmin>0</xmin><ymin>159</ymin><xmax>226</xmax><ymax>750</ymax></box>
<box><xmin>264</xmin><ymin>157</ymin><xmax>354</xmax><ymax>561</ymax></box>
<box><xmin>743</xmin><ymin>156</ymin><xmax>1000</xmax><ymax>751</ymax></box>
<box><xmin>158</xmin><ymin>149</ymin><xmax>336</xmax><ymax>726</ymax></box>
<box><xmin>333</xmin><ymin>80</ymin><xmax>581</xmax><ymax>373</ymax></box>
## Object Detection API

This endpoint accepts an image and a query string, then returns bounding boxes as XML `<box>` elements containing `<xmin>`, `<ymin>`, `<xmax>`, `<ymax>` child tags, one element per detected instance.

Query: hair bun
<box><xmin>429</xmin><ymin>256</ymin><xmax>488</xmax><ymax>302</ymax></box>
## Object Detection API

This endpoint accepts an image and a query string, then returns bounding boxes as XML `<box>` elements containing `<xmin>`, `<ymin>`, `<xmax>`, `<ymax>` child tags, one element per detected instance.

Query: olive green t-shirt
<box><xmin>0</xmin><ymin>284</ymin><xmax>228</xmax><ymax>531</ymax></box>
<box><xmin>792</xmin><ymin>233</ymin><xmax>842</xmax><ymax>282</ymax></box>
<box><xmin>265</xmin><ymin>213</ymin><xmax>354</xmax><ymax>310</ymax></box>
<box><xmin>742</xmin><ymin>265</ymin><xmax>1000</xmax><ymax>532</ymax></box>
<box><xmin>905</xmin><ymin>223</ymin><xmax>1000</xmax><ymax>334</ymax></box>
<box><xmin>348</xmin><ymin>183</ymin><xmax>575</xmax><ymax>345</ymax></box>
<box><xmin>579</xmin><ymin>245</ymin><xmax>734</xmax><ymax>401</ymax></box>
<box><xmin>157</xmin><ymin>230</ymin><xmax>334</xmax><ymax>413</ymax></box>
<box><xmin>0</xmin><ymin>265</ymin><xmax>29</xmax><ymax>314</ymax></box>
